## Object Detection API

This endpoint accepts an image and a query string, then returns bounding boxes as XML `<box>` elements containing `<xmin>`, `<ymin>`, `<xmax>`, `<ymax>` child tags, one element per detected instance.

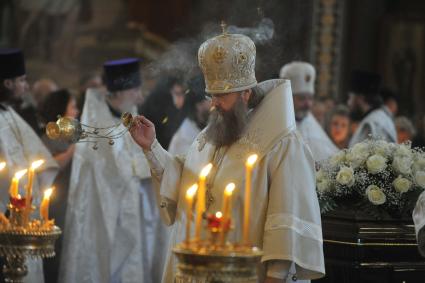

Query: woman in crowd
<box><xmin>39</xmin><ymin>88</ymin><xmax>79</xmax><ymax>283</ymax></box>
<box><xmin>326</xmin><ymin>105</ymin><xmax>351</xmax><ymax>149</ymax></box>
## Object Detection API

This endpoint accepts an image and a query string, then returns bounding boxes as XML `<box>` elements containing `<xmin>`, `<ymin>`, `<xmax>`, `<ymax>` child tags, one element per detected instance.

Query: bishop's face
<box><xmin>205</xmin><ymin>91</ymin><xmax>249</xmax><ymax>147</ymax></box>
<box><xmin>293</xmin><ymin>93</ymin><xmax>313</xmax><ymax>122</ymax></box>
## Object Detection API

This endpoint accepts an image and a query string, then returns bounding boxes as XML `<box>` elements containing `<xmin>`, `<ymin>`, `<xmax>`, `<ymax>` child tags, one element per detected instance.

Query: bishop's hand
<box><xmin>130</xmin><ymin>115</ymin><xmax>156</xmax><ymax>151</ymax></box>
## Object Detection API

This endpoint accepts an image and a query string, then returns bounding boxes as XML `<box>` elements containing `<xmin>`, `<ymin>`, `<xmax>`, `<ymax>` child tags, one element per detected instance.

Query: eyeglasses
<box><xmin>205</xmin><ymin>92</ymin><xmax>233</xmax><ymax>101</ymax></box>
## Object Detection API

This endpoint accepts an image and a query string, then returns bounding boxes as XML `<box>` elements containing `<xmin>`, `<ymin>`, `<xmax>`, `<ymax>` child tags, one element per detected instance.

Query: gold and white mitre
<box><xmin>279</xmin><ymin>61</ymin><xmax>316</xmax><ymax>95</ymax></box>
<box><xmin>198</xmin><ymin>27</ymin><xmax>257</xmax><ymax>94</ymax></box>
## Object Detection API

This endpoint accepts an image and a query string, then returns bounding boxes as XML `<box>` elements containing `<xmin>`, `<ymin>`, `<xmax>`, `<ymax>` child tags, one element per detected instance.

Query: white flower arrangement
<box><xmin>317</xmin><ymin>139</ymin><xmax>424</xmax><ymax>218</ymax></box>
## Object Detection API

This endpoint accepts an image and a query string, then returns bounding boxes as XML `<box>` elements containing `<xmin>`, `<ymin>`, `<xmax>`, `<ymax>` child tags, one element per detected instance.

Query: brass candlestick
<box><xmin>173</xmin><ymin>245</ymin><xmax>263</xmax><ymax>283</ymax></box>
<box><xmin>0</xmin><ymin>198</ymin><xmax>61</xmax><ymax>282</ymax></box>
<box><xmin>174</xmin><ymin>213</ymin><xmax>263</xmax><ymax>282</ymax></box>
<box><xmin>46</xmin><ymin>112</ymin><xmax>134</xmax><ymax>150</ymax></box>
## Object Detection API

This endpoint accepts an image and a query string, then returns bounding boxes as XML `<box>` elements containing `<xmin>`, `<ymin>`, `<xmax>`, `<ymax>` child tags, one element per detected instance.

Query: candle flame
<box><xmin>31</xmin><ymin>159</ymin><xmax>45</xmax><ymax>170</ymax></box>
<box><xmin>14</xmin><ymin>169</ymin><xmax>28</xmax><ymax>180</ymax></box>
<box><xmin>0</xmin><ymin>162</ymin><xmax>5</xmax><ymax>171</ymax></box>
<box><xmin>215</xmin><ymin>211</ymin><xmax>223</xmax><ymax>218</ymax></box>
<box><xmin>246</xmin><ymin>154</ymin><xmax>258</xmax><ymax>166</ymax></box>
<box><xmin>44</xmin><ymin>187</ymin><xmax>54</xmax><ymax>199</ymax></box>
<box><xmin>200</xmin><ymin>163</ymin><xmax>213</xmax><ymax>178</ymax></box>
<box><xmin>225</xmin><ymin>183</ymin><xmax>236</xmax><ymax>196</ymax></box>
<box><xmin>186</xmin><ymin>184</ymin><xmax>198</xmax><ymax>198</ymax></box>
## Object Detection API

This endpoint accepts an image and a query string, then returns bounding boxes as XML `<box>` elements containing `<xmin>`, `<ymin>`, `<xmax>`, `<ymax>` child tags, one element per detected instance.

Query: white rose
<box><xmin>336</xmin><ymin>166</ymin><xmax>355</xmax><ymax>187</ymax></box>
<box><xmin>395</xmin><ymin>144</ymin><xmax>413</xmax><ymax>158</ymax></box>
<box><xmin>366</xmin><ymin>185</ymin><xmax>386</xmax><ymax>205</ymax></box>
<box><xmin>346</xmin><ymin>143</ymin><xmax>369</xmax><ymax>168</ymax></box>
<box><xmin>316</xmin><ymin>169</ymin><xmax>326</xmax><ymax>180</ymax></box>
<box><xmin>373</xmin><ymin>140</ymin><xmax>391</xmax><ymax>157</ymax></box>
<box><xmin>415</xmin><ymin>171</ymin><xmax>425</xmax><ymax>188</ymax></box>
<box><xmin>392</xmin><ymin>176</ymin><xmax>412</xmax><ymax>193</ymax></box>
<box><xmin>351</xmin><ymin>142</ymin><xmax>369</xmax><ymax>159</ymax></box>
<box><xmin>317</xmin><ymin>178</ymin><xmax>331</xmax><ymax>193</ymax></box>
<box><xmin>330</xmin><ymin>151</ymin><xmax>346</xmax><ymax>167</ymax></box>
<box><xmin>366</xmin><ymin>154</ymin><xmax>387</xmax><ymax>174</ymax></box>
<box><xmin>392</xmin><ymin>156</ymin><xmax>413</xmax><ymax>175</ymax></box>
<box><xmin>413</xmin><ymin>156</ymin><xmax>425</xmax><ymax>173</ymax></box>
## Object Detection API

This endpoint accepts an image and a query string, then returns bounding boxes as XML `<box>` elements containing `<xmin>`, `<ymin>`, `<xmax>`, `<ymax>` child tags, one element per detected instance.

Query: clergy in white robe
<box><xmin>59</xmin><ymin>59</ymin><xmax>168</xmax><ymax>283</ymax></box>
<box><xmin>168</xmin><ymin>118</ymin><xmax>201</xmax><ymax>156</ymax></box>
<box><xmin>0</xmin><ymin>105</ymin><xmax>59</xmax><ymax>283</ymax></box>
<box><xmin>280</xmin><ymin>61</ymin><xmax>338</xmax><ymax>161</ymax></box>
<box><xmin>413</xmin><ymin>191</ymin><xmax>425</xmax><ymax>257</ymax></box>
<box><xmin>349</xmin><ymin>106</ymin><xmax>397</xmax><ymax>147</ymax></box>
<box><xmin>0</xmin><ymin>48</ymin><xmax>59</xmax><ymax>283</ymax></box>
<box><xmin>347</xmin><ymin>70</ymin><xmax>397</xmax><ymax>147</ymax></box>
<box><xmin>130</xmin><ymin>32</ymin><xmax>325</xmax><ymax>283</ymax></box>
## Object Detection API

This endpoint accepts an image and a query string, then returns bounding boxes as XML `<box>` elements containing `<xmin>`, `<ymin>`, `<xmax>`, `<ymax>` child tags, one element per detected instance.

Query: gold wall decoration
<box><xmin>312</xmin><ymin>0</ymin><xmax>346</xmax><ymax>98</ymax></box>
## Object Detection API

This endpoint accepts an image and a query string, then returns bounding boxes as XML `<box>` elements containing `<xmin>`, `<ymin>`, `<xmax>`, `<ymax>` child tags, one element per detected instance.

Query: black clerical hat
<box><xmin>350</xmin><ymin>70</ymin><xmax>381</xmax><ymax>96</ymax></box>
<box><xmin>0</xmin><ymin>48</ymin><xmax>26</xmax><ymax>80</ymax></box>
<box><xmin>103</xmin><ymin>58</ymin><xmax>141</xmax><ymax>92</ymax></box>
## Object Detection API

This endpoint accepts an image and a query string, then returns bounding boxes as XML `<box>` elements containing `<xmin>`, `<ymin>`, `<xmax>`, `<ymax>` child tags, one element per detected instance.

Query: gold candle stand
<box><xmin>0</xmin><ymin>200</ymin><xmax>61</xmax><ymax>282</ymax></box>
<box><xmin>173</xmin><ymin>244</ymin><xmax>263</xmax><ymax>283</ymax></box>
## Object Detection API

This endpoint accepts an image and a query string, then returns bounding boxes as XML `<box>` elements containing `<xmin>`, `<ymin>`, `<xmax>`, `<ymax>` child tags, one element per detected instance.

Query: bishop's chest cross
<box><xmin>204</xmin><ymin>146</ymin><xmax>228</xmax><ymax>210</ymax></box>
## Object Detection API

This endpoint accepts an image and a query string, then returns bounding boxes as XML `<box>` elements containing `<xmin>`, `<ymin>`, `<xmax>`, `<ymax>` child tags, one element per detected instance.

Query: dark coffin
<box><xmin>313</xmin><ymin>210</ymin><xmax>425</xmax><ymax>283</ymax></box>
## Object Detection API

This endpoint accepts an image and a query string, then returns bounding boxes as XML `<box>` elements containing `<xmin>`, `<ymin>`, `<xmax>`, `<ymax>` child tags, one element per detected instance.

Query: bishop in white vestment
<box><xmin>59</xmin><ymin>59</ymin><xmax>168</xmax><ymax>283</ymax></box>
<box><xmin>280</xmin><ymin>61</ymin><xmax>338</xmax><ymax>161</ymax></box>
<box><xmin>131</xmin><ymin>32</ymin><xmax>325</xmax><ymax>283</ymax></box>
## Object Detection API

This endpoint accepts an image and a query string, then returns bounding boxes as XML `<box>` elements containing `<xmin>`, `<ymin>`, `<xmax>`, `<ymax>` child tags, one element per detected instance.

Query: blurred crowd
<box><xmin>13</xmin><ymin>69</ymin><xmax>425</xmax><ymax>154</ymax></box>
<box><xmin>312</xmin><ymin>86</ymin><xmax>424</xmax><ymax>149</ymax></box>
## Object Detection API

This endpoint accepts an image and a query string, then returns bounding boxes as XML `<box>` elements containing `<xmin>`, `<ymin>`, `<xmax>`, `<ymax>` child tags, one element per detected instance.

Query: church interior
<box><xmin>1</xmin><ymin>0</ymin><xmax>425</xmax><ymax>282</ymax></box>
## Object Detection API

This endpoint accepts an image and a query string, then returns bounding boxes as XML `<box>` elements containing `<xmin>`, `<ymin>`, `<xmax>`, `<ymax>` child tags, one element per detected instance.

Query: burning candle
<box><xmin>243</xmin><ymin>154</ymin><xmax>258</xmax><ymax>245</ymax></box>
<box><xmin>9</xmin><ymin>169</ymin><xmax>28</xmax><ymax>198</ymax></box>
<box><xmin>26</xmin><ymin>159</ymin><xmax>44</xmax><ymax>208</ymax></box>
<box><xmin>220</xmin><ymin>183</ymin><xmax>235</xmax><ymax>245</ymax></box>
<box><xmin>185</xmin><ymin>184</ymin><xmax>198</xmax><ymax>243</ymax></box>
<box><xmin>40</xmin><ymin>187</ymin><xmax>53</xmax><ymax>222</ymax></box>
<box><xmin>0</xmin><ymin>162</ymin><xmax>5</xmax><ymax>171</ymax></box>
<box><xmin>195</xmin><ymin>163</ymin><xmax>213</xmax><ymax>241</ymax></box>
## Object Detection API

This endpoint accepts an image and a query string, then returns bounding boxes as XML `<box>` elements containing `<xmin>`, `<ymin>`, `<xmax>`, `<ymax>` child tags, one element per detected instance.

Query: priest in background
<box><xmin>280</xmin><ymin>61</ymin><xmax>338</xmax><ymax>161</ymax></box>
<box><xmin>0</xmin><ymin>48</ymin><xmax>44</xmax><ymax>135</ymax></box>
<box><xmin>0</xmin><ymin>48</ymin><xmax>59</xmax><ymax>283</ymax></box>
<box><xmin>348</xmin><ymin>70</ymin><xmax>397</xmax><ymax>147</ymax></box>
<box><xmin>130</xmin><ymin>31</ymin><xmax>324</xmax><ymax>283</ymax></box>
<box><xmin>59</xmin><ymin>58</ymin><xmax>168</xmax><ymax>283</ymax></box>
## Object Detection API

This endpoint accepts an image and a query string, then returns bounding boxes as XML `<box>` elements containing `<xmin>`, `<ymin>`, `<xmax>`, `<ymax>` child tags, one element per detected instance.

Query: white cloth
<box><xmin>413</xmin><ymin>191</ymin><xmax>425</xmax><ymax>256</ymax></box>
<box><xmin>0</xmin><ymin>106</ymin><xmax>59</xmax><ymax>283</ymax></box>
<box><xmin>349</xmin><ymin>107</ymin><xmax>397</xmax><ymax>147</ymax></box>
<box><xmin>168</xmin><ymin>118</ymin><xmax>201</xmax><ymax>156</ymax></box>
<box><xmin>59</xmin><ymin>89</ymin><xmax>169</xmax><ymax>283</ymax></box>
<box><xmin>145</xmin><ymin>79</ymin><xmax>325</xmax><ymax>282</ymax></box>
<box><xmin>297</xmin><ymin>113</ymin><xmax>338</xmax><ymax>161</ymax></box>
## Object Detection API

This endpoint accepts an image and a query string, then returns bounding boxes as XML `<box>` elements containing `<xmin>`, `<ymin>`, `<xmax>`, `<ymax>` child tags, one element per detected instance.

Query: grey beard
<box><xmin>295</xmin><ymin>109</ymin><xmax>309</xmax><ymax>122</ymax></box>
<box><xmin>205</xmin><ymin>98</ymin><xmax>248</xmax><ymax>147</ymax></box>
